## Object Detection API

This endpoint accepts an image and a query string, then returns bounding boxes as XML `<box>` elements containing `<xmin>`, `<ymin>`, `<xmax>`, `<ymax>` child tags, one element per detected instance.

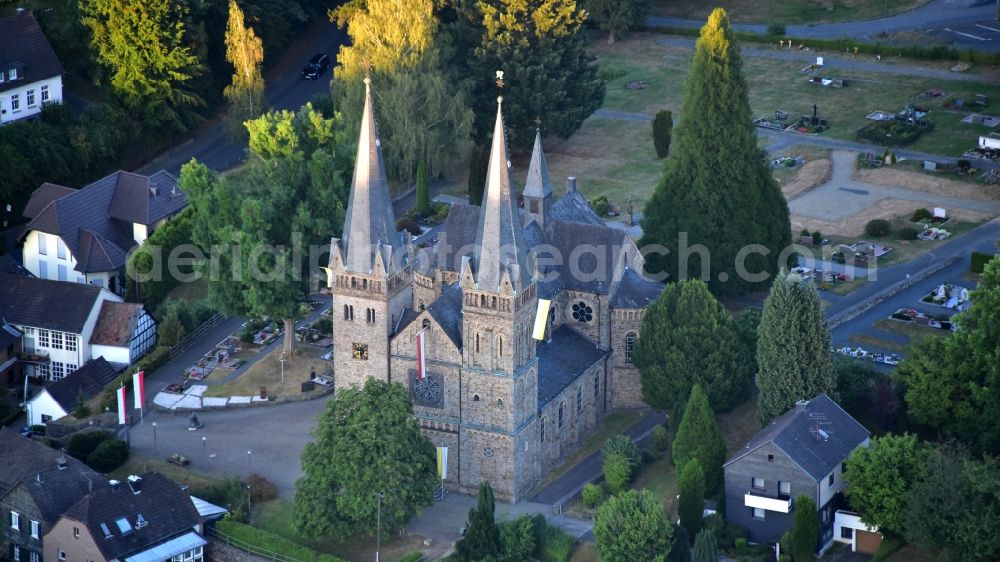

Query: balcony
<box><xmin>744</xmin><ymin>490</ymin><xmax>793</xmax><ymax>513</ymax></box>
<box><xmin>16</xmin><ymin>350</ymin><xmax>50</xmax><ymax>364</ymax></box>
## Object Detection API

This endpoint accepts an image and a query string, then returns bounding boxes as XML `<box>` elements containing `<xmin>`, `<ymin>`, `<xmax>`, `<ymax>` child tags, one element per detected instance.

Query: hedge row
<box><xmin>644</xmin><ymin>25</ymin><xmax>1000</xmax><ymax>66</ymax></box>
<box><xmin>214</xmin><ymin>520</ymin><xmax>347</xmax><ymax>562</ymax></box>
<box><xmin>972</xmin><ymin>252</ymin><xmax>996</xmax><ymax>274</ymax></box>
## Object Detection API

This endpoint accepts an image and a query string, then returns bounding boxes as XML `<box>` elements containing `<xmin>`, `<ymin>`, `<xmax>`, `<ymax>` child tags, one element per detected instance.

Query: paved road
<box><xmin>648</xmin><ymin>0</ymin><xmax>1000</xmax><ymax>52</ymax></box>
<box><xmin>138</xmin><ymin>19</ymin><xmax>347</xmax><ymax>177</ymax></box>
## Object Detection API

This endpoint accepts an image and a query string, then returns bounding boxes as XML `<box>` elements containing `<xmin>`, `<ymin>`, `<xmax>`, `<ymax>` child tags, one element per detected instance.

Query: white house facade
<box><xmin>0</xmin><ymin>11</ymin><xmax>64</xmax><ymax>125</ymax></box>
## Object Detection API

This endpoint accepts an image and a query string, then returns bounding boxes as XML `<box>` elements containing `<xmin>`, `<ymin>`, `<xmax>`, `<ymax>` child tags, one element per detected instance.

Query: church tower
<box><xmin>522</xmin><ymin>128</ymin><xmax>552</xmax><ymax>228</ymax></box>
<box><xmin>458</xmin><ymin>96</ymin><xmax>541</xmax><ymax>501</ymax></box>
<box><xmin>327</xmin><ymin>77</ymin><xmax>411</xmax><ymax>392</ymax></box>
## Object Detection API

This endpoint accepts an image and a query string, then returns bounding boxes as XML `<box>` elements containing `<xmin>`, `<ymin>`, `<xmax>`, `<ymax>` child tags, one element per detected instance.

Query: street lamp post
<box><xmin>374</xmin><ymin>492</ymin><xmax>384</xmax><ymax>562</ymax></box>
<box><xmin>247</xmin><ymin>484</ymin><xmax>252</xmax><ymax>524</ymax></box>
<box><xmin>152</xmin><ymin>422</ymin><xmax>157</xmax><ymax>454</ymax></box>
<box><xmin>202</xmin><ymin>436</ymin><xmax>207</xmax><ymax>456</ymax></box>
<box><xmin>279</xmin><ymin>354</ymin><xmax>286</xmax><ymax>386</ymax></box>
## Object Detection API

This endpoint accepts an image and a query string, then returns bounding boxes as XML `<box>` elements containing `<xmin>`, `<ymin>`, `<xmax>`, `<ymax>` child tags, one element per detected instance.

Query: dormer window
<box><xmin>8</xmin><ymin>68</ymin><xmax>16</xmax><ymax>81</ymax></box>
<box><xmin>115</xmin><ymin>517</ymin><xmax>133</xmax><ymax>534</ymax></box>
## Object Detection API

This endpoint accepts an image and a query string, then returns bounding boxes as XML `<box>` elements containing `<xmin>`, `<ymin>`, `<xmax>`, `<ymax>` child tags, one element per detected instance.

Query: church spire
<box><xmin>523</xmin><ymin>127</ymin><xmax>552</xmax><ymax>200</ymax></box>
<box><xmin>341</xmin><ymin>76</ymin><xmax>401</xmax><ymax>274</ymax></box>
<box><xmin>474</xmin><ymin>96</ymin><xmax>530</xmax><ymax>293</ymax></box>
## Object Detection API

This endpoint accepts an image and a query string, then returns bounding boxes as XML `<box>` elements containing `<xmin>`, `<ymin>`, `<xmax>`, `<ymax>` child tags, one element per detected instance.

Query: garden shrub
<box><xmin>396</xmin><ymin>216</ymin><xmax>422</xmax><ymax>236</ymax></box>
<box><xmin>766</xmin><ymin>22</ymin><xmax>786</xmax><ymax>35</ymax></box>
<box><xmin>582</xmin><ymin>483</ymin><xmax>605</xmax><ymax>508</ymax></box>
<box><xmin>498</xmin><ymin>516</ymin><xmax>536</xmax><ymax>562</ymax></box>
<box><xmin>215</xmin><ymin>520</ymin><xmax>347</xmax><ymax>562</ymax></box>
<box><xmin>603</xmin><ymin>435</ymin><xmax>641</xmax><ymax>466</ymax></box>
<box><xmin>246</xmin><ymin>473</ymin><xmax>277</xmax><ymax>503</ymax></box>
<box><xmin>897</xmin><ymin>226</ymin><xmax>919</xmax><ymax>240</ymax></box>
<box><xmin>67</xmin><ymin>430</ymin><xmax>112</xmax><ymax>461</ymax></box>
<box><xmin>652</xmin><ymin>110</ymin><xmax>673</xmax><ymax>158</ymax></box>
<box><xmin>911</xmin><ymin>208</ymin><xmax>932</xmax><ymax>222</ymax></box>
<box><xmin>590</xmin><ymin>196</ymin><xmax>610</xmax><ymax>217</ymax></box>
<box><xmin>312</xmin><ymin>317</ymin><xmax>333</xmax><ymax>335</ymax></box>
<box><xmin>971</xmin><ymin>251</ymin><xmax>995</xmax><ymax>274</ymax></box>
<box><xmin>86</xmin><ymin>439</ymin><xmax>129</xmax><ymax>472</ymax></box>
<box><xmin>800</xmin><ymin>228</ymin><xmax>810</xmax><ymax>237</ymax></box>
<box><xmin>864</xmin><ymin>219</ymin><xmax>891</xmax><ymax>237</ymax></box>
<box><xmin>395</xmin><ymin>553</ymin><xmax>423</xmax><ymax>562</ymax></box>
<box><xmin>599</xmin><ymin>68</ymin><xmax>627</xmax><ymax>81</ymax></box>
<box><xmin>603</xmin><ymin>453</ymin><xmax>631</xmax><ymax>494</ymax></box>
<box><xmin>537</xmin><ymin>522</ymin><xmax>573</xmax><ymax>562</ymax></box>
<box><xmin>811</xmin><ymin>231</ymin><xmax>823</xmax><ymax>246</ymax></box>
<box><xmin>194</xmin><ymin>478</ymin><xmax>250</xmax><ymax>520</ymax></box>
<box><xmin>856</xmin><ymin>120</ymin><xmax>932</xmax><ymax>147</ymax></box>
<box><xmin>651</xmin><ymin>425</ymin><xmax>670</xmax><ymax>454</ymax></box>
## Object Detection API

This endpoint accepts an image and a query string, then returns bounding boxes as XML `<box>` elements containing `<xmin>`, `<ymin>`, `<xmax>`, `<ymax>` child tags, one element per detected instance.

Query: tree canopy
<box><xmin>80</xmin><ymin>0</ymin><xmax>204</xmax><ymax>132</ymax></box>
<box><xmin>583</xmin><ymin>0</ymin><xmax>652</xmax><ymax>43</ymax></box>
<box><xmin>756</xmin><ymin>274</ymin><xmax>835</xmax><ymax>424</ymax></box>
<box><xmin>594</xmin><ymin>489</ymin><xmax>674</xmax><ymax>562</ymax></box>
<box><xmin>293</xmin><ymin>378</ymin><xmax>437</xmax><ymax>539</ymax></box>
<box><xmin>223</xmin><ymin>0</ymin><xmax>266</xmax><ymax>141</ymax></box>
<box><xmin>844</xmin><ymin>433</ymin><xmax>929</xmax><ymax>535</ymax></box>
<box><xmin>635</xmin><ymin>279</ymin><xmax>754</xmax><ymax>413</ymax></box>
<box><xmin>895</xmin><ymin>255</ymin><xmax>1000</xmax><ymax>454</ymax></box>
<box><xmin>671</xmin><ymin>384</ymin><xmax>727</xmax><ymax>495</ymax></box>
<box><xmin>677</xmin><ymin>458</ymin><xmax>705</xmax><ymax>540</ymax></box>
<box><xmin>791</xmin><ymin>494</ymin><xmax>818</xmax><ymax>560</ymax></box>
<box><xmin>639</xmin><ymin>8</ymin><xmax>790</xmax><ymax>296</ymax></box>
<box><xmin>455</xmin><ymin>481</ymin><xmax>501</xmax><ymax>560</ymax></box>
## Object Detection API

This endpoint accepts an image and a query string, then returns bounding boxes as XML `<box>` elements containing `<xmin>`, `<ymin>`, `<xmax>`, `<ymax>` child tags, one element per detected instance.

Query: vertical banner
<box><xmin>116</xmin><ymin>386</ymin><xmax>127</xmax><ymax>425</ymax></box>
<box><xmin>416</xmin><ymin>329</ymin><xmax>427</xmax><ymax>381</ymax></box>
<box><xmin>436</xmin><ymin>446</ymin><xmax>448</xmax><ymax>480</ymax></box>
<box><xmin>532</xmin><ymin>299</ymin><xmax>551</xmax><ymax>341</ymax></box>
<box><xmin>132</xmin><ymin>371</ymin><xmax>145</xmax><ymax>409</ymax></box>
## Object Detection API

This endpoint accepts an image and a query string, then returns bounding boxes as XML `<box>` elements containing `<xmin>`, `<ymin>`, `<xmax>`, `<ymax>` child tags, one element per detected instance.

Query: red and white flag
<box><xmin>132</xmin><ymin>371</ymin><xmax>145</xmax><ymax>409</ymax></box>
<box><xmin>116</xmin><ymin>386</ymin><xmax>127</xmax><ymax>425</ymax></box>
<box><xmin>416</xmin><ymin>328</ymin><xmax>427</xmax><ymax>381</ymax></box>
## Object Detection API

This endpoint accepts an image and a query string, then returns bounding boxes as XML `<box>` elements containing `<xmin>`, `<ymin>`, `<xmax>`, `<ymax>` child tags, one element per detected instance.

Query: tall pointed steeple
<box><xmin>340</xmin><ymin>76</ymin><xmax>401</xmax><ymax>274</ymax></box>
<box><xmin>522</xmin><ymin>127</ymin><xmax>552</xmax><ymax>227</ymax></box>
<box><xmin>474</xmin><ymin>96</ymin><xmax>530</xmax><ymax>293</ymax></box>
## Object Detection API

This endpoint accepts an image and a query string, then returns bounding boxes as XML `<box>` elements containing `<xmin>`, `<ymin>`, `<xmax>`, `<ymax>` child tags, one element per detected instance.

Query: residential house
<box><xmin>26</xmin><ymin>358</ymin><xmax>119</xmax><ymax>426</ymax></box>
<box><xmin>723</xmin><ymin>394</ymin><xmax>871</xmax><ymax>553</ymax></box>
<box><xmin>0</xmin><ymin>273</ymin><xmax>156</xmax><ymax>382</ymax></box>
<box><xmin>20</xmin><ymin>170</ymin><xmax>185</xmax><ymax>293</ymax></box>
<box><xmin>43</xmin><ymin>474</ymin><xmax>205</xmax><ymax>562</ymax></box>
<box><xmin>0</xmin><ymin>10</ymin><xmax>64</xmax><ymax>124</ymax></box>
<box><xmin>0</xmin><ymin>428</ymin><xmax>91</xmax><ymax>562</ymax></box>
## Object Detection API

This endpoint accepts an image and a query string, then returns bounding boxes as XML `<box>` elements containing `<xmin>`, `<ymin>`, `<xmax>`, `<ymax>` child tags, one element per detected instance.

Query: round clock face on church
<box><xmin>411</xmin><ymin>373</ymin><xmax>443</xmax><ymax>407</ymax></box>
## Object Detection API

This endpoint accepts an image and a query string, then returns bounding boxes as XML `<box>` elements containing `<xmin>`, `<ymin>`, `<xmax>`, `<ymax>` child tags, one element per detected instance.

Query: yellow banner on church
<box><xmin>436</xmin><ymin>447</ymin><xmax>448</xmax><ymax>480</ymax></box>
<box><xmin>532</xmin><ymin>299</ymin><xmax>551</xmax><ymax>341</ymax></box>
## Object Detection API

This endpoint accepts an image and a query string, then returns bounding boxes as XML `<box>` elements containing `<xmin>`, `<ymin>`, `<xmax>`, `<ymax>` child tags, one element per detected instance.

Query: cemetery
<box><xmin>921</xmin><ymin>283</ymin><xmax>971</xmax><ymax>311</ymax></box>
<box><xmin>889</xmin><ymin>307</ymin><xmax>957</xmax><ymax>332</ymax></box>
<box><xmin>832</xmin><ymin>345</ymin><xmax>901</xmax><ymax>366</ymax></box>
<box><xmin>832</xmin><ymin>241</ymin><xmax>893</xmax><ymax>266</ymax></box>
<box><xmin>856</xmin><ymin>104</ymin><xmax>933</xmax><ymax>146</ymax></box>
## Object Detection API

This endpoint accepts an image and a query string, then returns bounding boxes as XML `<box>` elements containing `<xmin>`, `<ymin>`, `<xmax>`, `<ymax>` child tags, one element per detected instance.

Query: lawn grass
<box><xmin>110</xmin><ymin>453</ymin><xmax>228</xmax><ymax>489</ymax></box>
<box><xmin>202</xmin><ymin>348</ymin><xmax>328</xmax><ymax>398</ymax></box>
<box><xmin>872</xmin><ymin>318</ymin><xmax>951</xmax><ymax>342</ymax></box>
<box><xmin>631</xmin><ymin>454</ymin><xmax>679</xmax><ymax>518</ymax></box>
<box><xmin>255</xmin><ymin>500</ymin><xmax>432</xmax><ymax>562</ymax></box>
<box><xmin>650</xmin><ymin>0</ymin><xmax>930</xmax><ymax>24</ymax></box>
<box><xmin>848</xmin><ymin>333</ymin><xmax>910</xmax><ymax>353</ymax></box>
<box><xmin>717</xmin><ymin>394</ymin><xmax>761</xmax><ymax>454</ymax></box>
<box><xmin>805</xmin><ymin>218</ymin><xmax>984</xmax><ymax>267</ymax></box>
<box><xmin>821</xmin><ymin>277</ymin><xmax>870</xmax><ymax>296</ymax></box>
<box><xmin>530</xmin><ymin>410</ymin><xmax>644</xmax><ymax>496</ymax></box>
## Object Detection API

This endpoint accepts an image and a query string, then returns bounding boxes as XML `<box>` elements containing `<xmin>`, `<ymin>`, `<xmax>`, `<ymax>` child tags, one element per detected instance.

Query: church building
<box><xmin>326</xmin><ymin>78</ymin><xmax>664</xmax><ymax>502</ymax></box>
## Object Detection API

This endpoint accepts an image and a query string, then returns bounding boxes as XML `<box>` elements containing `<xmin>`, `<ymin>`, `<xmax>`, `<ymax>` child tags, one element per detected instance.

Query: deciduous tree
<box><xmin>80</xmin><ymin>0</ymin><xmax>204</xmax><ymax>132</ymax></box>
<box><xmin>595</xmin><ymin>489</ymin><xmax>674</xmax><ymax>562</ymax></box>
<box><xmin>293</xmin><ymin>378</ymin><xmax>436</xmax><ymax>539</ymax></box>
<box><xmin>223</xmin><ymin>0</ymin><xmax>265</xmax><ymax>141</ymax></box>
<box><xmin>640</xmin><ymin>8</ymin><xmax>790</xmax><ymax>296</ymax></box>
<box><xmin>677</xmin><ymin>458</ymin><xmax>705</xmax><ymax>540</ymax></box>
<box><xmin>671</xmin><ymin>384</ymin><xmax>727</xmax><ymax>495</ymax></box>
<box><xmin>756</xmin><ymin>273</ymin><xmax>835</xmax><ymax>424</ymax></box>
<box><xmin>844</xmin><ymin>433</ymin><xmax>928</xmax><ymax>535</ymax></box>
<box><xmin>583</xmin><ymin>0</ymin><xmax>652</xmax><ymax>43</ymax></box>
<box><xmin>636</xmin><ymin>279</ymin><xmax>754</xmax><ymax>413</ymax></box>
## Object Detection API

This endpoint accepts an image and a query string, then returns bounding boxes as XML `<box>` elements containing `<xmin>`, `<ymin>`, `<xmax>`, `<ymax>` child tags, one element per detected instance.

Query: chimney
<box><xmin>127</xmin><ymin>475</ymin><xmax>142</xmax><ymax>495</ymax></box>
<box><xmin>566</xmin><ymin>177</ymin><xmax>576</xmax><ymax>193</ymax></box>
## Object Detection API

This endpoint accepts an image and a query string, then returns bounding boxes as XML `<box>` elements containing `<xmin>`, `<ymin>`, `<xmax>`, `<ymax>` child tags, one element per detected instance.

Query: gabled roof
<box><xmin>42</xmin><ymin>357</ymin><xmax>120</xmax><ymax>413</ymax></box>
<box><xmin>22</xmin><ymin>170</ymin><xmax>181</xmax><ymax>273</ymax></box>
<box><xmin>0</xmin><ymin>11</ymin><xmax>63</xmax><ymax>95</ymax></box>
<box><xmin>0</xmin><ymin>428</ymin><xmax>87</xmax><ymax>495</ymax></box>
<box><xmin>550</xmin><ymin>190</ymin><xmax>603</xmax><ymax>227</ymax></box>
<box><xmin>0</xmin><ymin>254</ymin><xmax>30</xmax><ymax>277</ymax></box>
<box><xmin>0</xmin><ymin>272</ymin><xmax>107</xmax><ymax>333</ymax></box>
<box><xmin>473</xmin><ymin>98</ymin><xmax>530</xmax><ymax>293</ymax></box>
<box><xmin>437</xmin><ymin>203</ymin><xmax>481</xmax><ymax>274</ymax></box>
<box><xmin>396</xmin><ymin>284</ymin><xmax>464</xmax><ymax>349</ymax></box>
<box><xmin>90</xmin><ymin>302</ymin><xmax>144</xmax><ymax>347</ymax></box>
<box><xmin>537</xmin><ymin>326</ymin><xmax>610</xmax><ymax>409</ymax></box>
<box><xmin>611</xmin><ymin>268</ymin><xmax>664</xmax><ymax>308</ymax></box>
<box><xmin>725</xmin><ymin>394</ymin><xmax>870</xmax><ymax>481</ymax></box>
<box><xmin>340</xmin><ymin>77</ymin><xmax>402</xmax><ymax>274</ymax></box>
<box><xmin>63</xmin><ymin>472</ymin><xmax>201</xmax><ymax>562</ymax></box>
<box><xmin>23</xmin><ymin>183</ymin><xmax>76</xmax><ymax>218</ymax></box>
<box><xmin>10</xmin><ymin>468</ymin><xmax>107</xmax><ymax>525</ymax></box>
<box><xmin>535</xmin><ymin>219</ymin><xmax>631</xmax><ymax>298</ymax></box>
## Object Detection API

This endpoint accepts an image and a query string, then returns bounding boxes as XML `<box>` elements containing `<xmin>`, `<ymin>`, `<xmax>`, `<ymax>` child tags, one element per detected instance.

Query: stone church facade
<box><xmin>327</xmin><ymin>79</ymin><xmax>664</xmax><ymax>502</ymax></box>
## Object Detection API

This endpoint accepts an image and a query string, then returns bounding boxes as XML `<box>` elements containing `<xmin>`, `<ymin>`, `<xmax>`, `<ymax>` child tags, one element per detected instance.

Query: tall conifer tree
<box><xmin>640</xmin><ymin>8</ymin><xmax>790</xmax><ymax>296</ymax></box>
<box><xmin>671</xmin><ymin>384</ymin><xmax>727</xmax><ymax>495</ymax></box>
<box><xmin>756</xmin><ymin>273</ymin><xmax>835</xmax><ymax>424</ymax></box>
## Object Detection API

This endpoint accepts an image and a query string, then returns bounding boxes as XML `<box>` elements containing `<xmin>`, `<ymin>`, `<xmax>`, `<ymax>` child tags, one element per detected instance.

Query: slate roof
<box><xmin>340</xmin><ymin>78</ymin><xmax>402</xmax><ymax>274</ymax></box>
<box><xmin>534</xmin><ymin>219</ymin><xmax>630</xmax><ymax>298</ymax></box>
<box><xmin>0</xmin><ymin>273</ymin><xmax>104</xmax><ymax>333</ymax></box>
<box><xmin>550</xmin><ymin>191</ymin><xmax>603</xmax><ymax>227</ymax></box>
<box><xmin>611</xmin><ymin>268</ymin><xmax>664</xmax><ymax>308</ymax></box>
<box><xmin>437</xmin><ymin>204</ymin><xmax>481</xmax><ymax>274</ymax></box>
<box><xmin>537</xmin><ymin>326</ymin><xmax>610</xmax><ymax>409</ymax></box>
<box><xmin>62</xmin><ymin>472</ymin><xmax>202</xmax><ymax>562</ymax></box>
<box><xmin>10</xmin><ymin>468</ymin><xmax>107</xmax><ymax>525</ymax></box>
<box><xmin>22</xmin><ymin>170</ymin><xmax>182</xmax><ymax>273</ymax></box>
<box><xmin>0</xmin><ymin>428</ymin><xmax>87</xmax><ymax>495</ymax></box>
<box><xmin>725</xmin><ymin>394</ymin><xmax>870</xmax><ymax>481</ymax></box>
<box><xmin>43</xmin><ymin>357</ymin><xmax>120</xmax><ymax>413</ymax></box>
<box><xmin>0</xmin><ymin>254</ymin><xmax>30</xmax><ymax>277</ymax></box>
<box><xmin>0</xmin><ymin>11</ymin><xmax>63</xmax><ymax>95</ymax></box>
<box><xmin>23</xmin><ymin>183</ymin><xmax>76</xmax><ymax>218</ymax></box>
<box><xmin>396</xmin><ymin>283</ymin><xmax>464</xmax><ymax>349</ymax></box>
<box><xmin>523</xmin><ymin>129</ymin><xmax>553</xmax><ymax>200</ymax></box>
<box><xmin>90</xmin><ymin>302</ymin><xmax>143</xmax><ymax>347</ymax></box>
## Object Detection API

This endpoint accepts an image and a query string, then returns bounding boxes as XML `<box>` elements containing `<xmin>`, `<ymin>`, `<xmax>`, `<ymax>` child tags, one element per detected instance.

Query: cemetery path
<box><xmin>789</xmin><ymin>150</ymin><xmax>1000</xmax><ymax>220</ymax></box>
<box><xmin>656</xmin><ymin>37</ymin><xmax>1000</xmax><ymax>84</ymax></box>
<box><xmin>647</xmin><ymin>0</ymin><xmax>1000</xmax><ymax>52</ymax></box>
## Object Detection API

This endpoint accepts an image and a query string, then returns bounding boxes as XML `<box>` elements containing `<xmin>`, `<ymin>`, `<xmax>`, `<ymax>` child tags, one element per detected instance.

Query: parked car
<box><xmin>301</xmin><ymin>54</ymin><xmax>330</xmax><ymax>79</ymax></box>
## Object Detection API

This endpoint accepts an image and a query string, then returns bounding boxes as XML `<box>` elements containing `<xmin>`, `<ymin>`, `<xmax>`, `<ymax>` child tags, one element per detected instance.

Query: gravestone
<box><xmin>924</xmin><ymin>161</ymin><xmax>937</xmax><ymax>171</ymax></box>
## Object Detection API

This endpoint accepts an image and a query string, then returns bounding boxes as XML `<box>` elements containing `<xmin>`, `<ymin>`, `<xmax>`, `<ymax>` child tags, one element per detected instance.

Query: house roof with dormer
<box><xmin>0</xmin><ymin>11</ymin><xmax>63</xmax><ymax>95</ymax></box>
<box><xmin>724</xmin><ymin>394</ymin><xmax>870</xmax><ymax>481</ymax></box>
<box><xmin>0</xmin><ymin>427</ymin><xmax>88</xmax><ymax>496</ymax></box>
<box><xmin>21</xmin><ymin>170</ymin><xmax>183</xmax><ymax>273</ymax></box>
<box><xmin>339</xmin><ymin>77</ymin><xmax>404</xmax><ymax>275</ymax></box>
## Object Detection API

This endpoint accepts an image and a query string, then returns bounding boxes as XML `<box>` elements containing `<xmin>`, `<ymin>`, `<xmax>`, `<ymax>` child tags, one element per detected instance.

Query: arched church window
<box><xmin>625</xmin><ymin>332</ymin><xmax>637</xmax><ymax>363</ymax></box>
